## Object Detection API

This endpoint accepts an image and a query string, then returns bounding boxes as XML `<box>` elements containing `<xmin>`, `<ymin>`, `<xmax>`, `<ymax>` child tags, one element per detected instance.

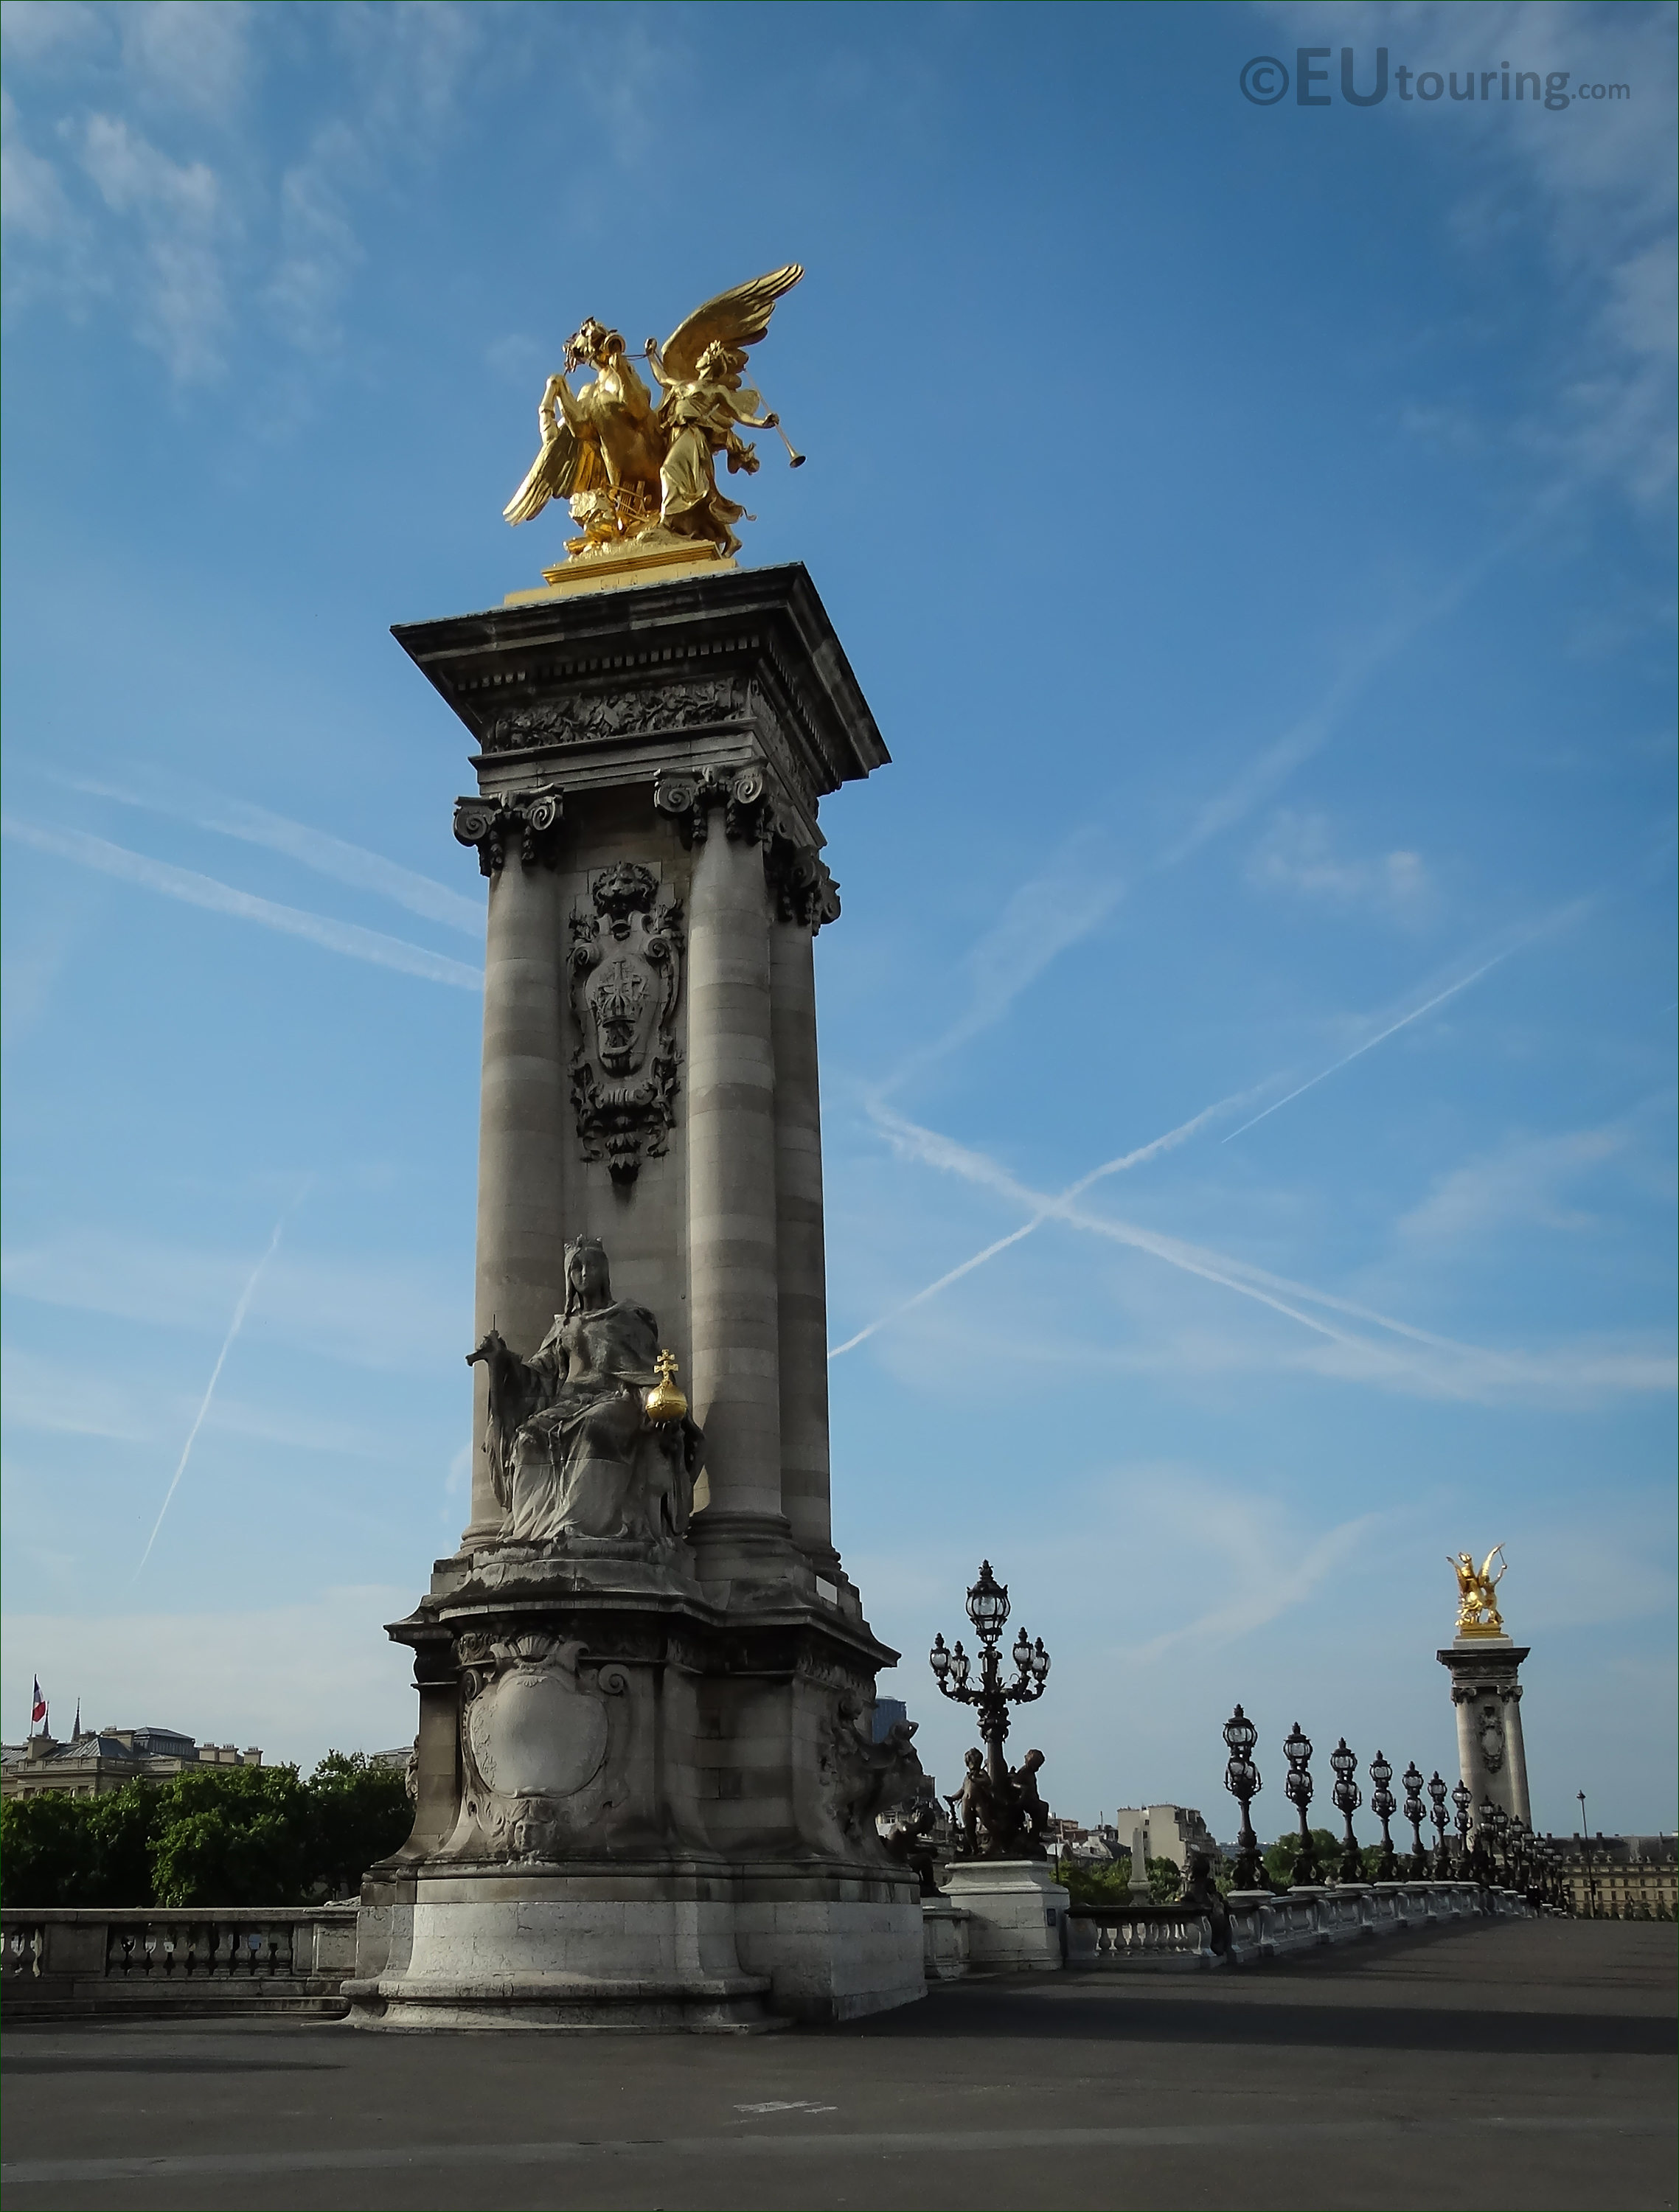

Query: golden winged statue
<box><xmin>504</xmin><ymin>266</ymin><xmax>804</xmax><ymax>562</ymax></box>
<box><xmin>1450</xmin><ymin>1545</ymin><xmax>1508</xmax><ymax>1637</ymax></box>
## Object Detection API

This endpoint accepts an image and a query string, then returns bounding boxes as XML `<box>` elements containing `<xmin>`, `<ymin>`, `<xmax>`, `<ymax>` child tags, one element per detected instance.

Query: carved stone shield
<box><xmin>459</xmin><ymin>1632</ymin><xmax>626</xmax><ymax>1859</ymax></box>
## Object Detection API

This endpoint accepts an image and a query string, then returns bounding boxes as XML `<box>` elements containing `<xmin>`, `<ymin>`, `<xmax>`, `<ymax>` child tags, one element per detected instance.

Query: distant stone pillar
<box><xmin>681</xmin><ymin>776</ymin><xmax>784</xmax><ymax>1545</ymax></box>
<box><xmin>453</xmin><ymin>790</ymin><xmax>566</xmax><ymax>1547</ymax></box>
<box><xmin>1438</xmin><ymin>1638</ymin><xmax>1532</xmax><ymax>1829</ymax></box>
<box><xmin>769</xmin><ymin>853</ymin><xmax>841</xmax><ymax>1568</ymax></box>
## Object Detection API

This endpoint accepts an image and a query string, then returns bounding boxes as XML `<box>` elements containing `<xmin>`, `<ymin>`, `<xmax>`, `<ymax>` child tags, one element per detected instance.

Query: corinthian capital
<box><xmin>453</xmin><ymin>788</ymin><xmax>563</xmax><ymax>877</ymax></box>
<box><xmin>653</xmin><ymin>764</ymin><xmax>767</xmax><ymax>848</ymax></box>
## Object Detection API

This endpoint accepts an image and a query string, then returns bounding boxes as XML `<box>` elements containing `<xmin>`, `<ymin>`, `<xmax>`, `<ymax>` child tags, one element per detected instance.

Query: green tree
<box><xmin>1</xmin><ymin>1781</ymin><xmax>159</xmax><ymax>1907</ymax></box>
<box><xmin>1262</xmin><ymin>1827</ymin><xmax>1341</xmax><ymax>1887</ymax></box>
<box><xmin>147</xmin><ymin>1765</ymin><xmax>315</xmax><ymax>1907</ymax></box>
<box><xmin>306</xmin><ymin>1751</ymin><xmax>412</xmax><ymax>1898</ymax></box>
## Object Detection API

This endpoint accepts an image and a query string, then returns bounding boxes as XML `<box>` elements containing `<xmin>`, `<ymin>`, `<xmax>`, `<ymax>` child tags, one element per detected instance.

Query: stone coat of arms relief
<box><xmin>569</xmin><ymin>862</ymin><xmax>683</xmax><ymax>1186</ymax></box>
<box><xmin>458</xmin><ymin>1631</ymin><xmax>629</xmax><ymax>1860</ymax></box>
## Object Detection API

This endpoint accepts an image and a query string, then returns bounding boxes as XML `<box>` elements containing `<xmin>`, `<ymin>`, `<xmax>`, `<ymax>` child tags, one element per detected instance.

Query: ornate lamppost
<box><xmin>1401</xmin><ymin>1761</ymin><xmax>1428</xmax><ymax>1877</ymax></box>
<box><xmin>1283</xmin><ymin>1722</ymin><xmax>1321</xmax><ymax>1888</ymax></box>
<box><xmin>1368</xmin><ymin>1750</ymin><xmax>1398</xmax><ymax>1881</ymax></box>
<box><xmin>1222</xmin><ymin>1705</ymin><xmax>1268</xmax><ymax>1891</ymax></box>
<box><xmin>1451</xmin><ymin>1779</ymin><xmax>1473</xmax><ymax>1875</ymax></box>
<box><xmin>1427</xmin><ymin>1771</ymin><xmax>1450</xmax><ymax>1877</ymax></box>
<box><xmin>928</xmin><ymin>1560</ymin><xmax>1050</xmax><ymax>1858</ymax></box>
<box><xmin>1329</xmin><ymin>1738</ymin><xmax>1364</xmax><ymax>1883</ymax></box>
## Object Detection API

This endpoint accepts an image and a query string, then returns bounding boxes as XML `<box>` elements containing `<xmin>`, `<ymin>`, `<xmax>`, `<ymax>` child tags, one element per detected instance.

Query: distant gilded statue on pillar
<box><xmin>503</xmin><ymin>268</ymin><xmax>805</xmax><ymax>560</ymax></box>
<box><xmin>467</xmin><ymin>1238</ymin><xmax>703</xmax><ymax>1548</ymax></box>
<box><xmin>1450</xmin><ymin>1545</ymin><xmax>1508</xmax><ymax>1638</ymax></box>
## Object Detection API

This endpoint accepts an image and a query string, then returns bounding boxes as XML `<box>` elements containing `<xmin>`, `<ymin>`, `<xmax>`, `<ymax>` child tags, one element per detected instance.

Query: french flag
<box><xmin>31</xmin><ymin>1677</ymin><xmax>47</xmax><ymax>1729</ymax></box>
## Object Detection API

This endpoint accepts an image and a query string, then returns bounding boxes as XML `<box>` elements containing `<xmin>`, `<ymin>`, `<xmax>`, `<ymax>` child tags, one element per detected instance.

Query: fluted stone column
<box><xmin>459</xmin><ymin>801</ymin><xmax>567</xmax><ymax>1547</ymax></box>
<box><xmin>771</xmin><ymin>917</ymin><xmax>833</xmax><ymax>1566</ymax></box>
<box><xmin>685</xmin><ymin>812</ymin><xmax>783</xmax><ymax>1543</ymax></box>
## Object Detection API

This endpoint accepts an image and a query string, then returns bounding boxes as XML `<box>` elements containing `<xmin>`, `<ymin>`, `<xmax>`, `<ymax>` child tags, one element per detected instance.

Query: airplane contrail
<box><xmin>830</xmin><ymin>1091</ymin><xmax>1251</xmax><ymax>1358</ymax></box>
<box><xmin>133</xmin><ymin>1203</ymin><xmax>296</xmax><ymax>1578</ymax></box>
<box><xmin>1220</xmin><ymin>953</ymin><xmax>1512</xmax><ymax>1144</ymax></box>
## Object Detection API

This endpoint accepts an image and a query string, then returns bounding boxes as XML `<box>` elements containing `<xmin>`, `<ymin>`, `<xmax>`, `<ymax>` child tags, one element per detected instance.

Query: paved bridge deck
<box><xmin>3</xmin><ymin>1920</ymin><xmax>1672</xmax><ymax>2211</ymax></box>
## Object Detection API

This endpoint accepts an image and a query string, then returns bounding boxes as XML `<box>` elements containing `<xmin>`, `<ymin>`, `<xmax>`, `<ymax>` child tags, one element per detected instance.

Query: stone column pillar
<box><xmin>771</xmin><ymin>902</ymin><xmax>835</xmax><ymax>1568</ymax></box>
<box><xmin>1438</xmin><ymin>1639</ymin><xmax>1532</xmax><ymax>1831</ymax></box>
<box><xmin>453</xmin><ymin>793</ymin><xmax>566</xmax><ymax>1548</ymax></box>
<box><xmin>680</xmin><ymin>776</ymin><xmax>785</xmax><ymax>1548</ymax></box>
<box><xmin>1502</xmin><ymin>1685</ymin><xmax>1532</xmax><ymax>1826</ymax></box>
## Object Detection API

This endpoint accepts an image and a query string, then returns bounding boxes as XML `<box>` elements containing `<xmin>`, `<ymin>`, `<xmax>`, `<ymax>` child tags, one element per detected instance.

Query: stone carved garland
<box><xmin>457</xmin><ymin>1630</ymin><xmax>628</xmax><ymax>1860</ymax></box>
<box><xmin>483</xmin><ymin>678</ymin><xmax>741</xmax><ymax>755</ymax></box>
<box><xmin>569</xmin><ymin>863</ymin><xmax>684</xmax><ymax>1186</ymax></box>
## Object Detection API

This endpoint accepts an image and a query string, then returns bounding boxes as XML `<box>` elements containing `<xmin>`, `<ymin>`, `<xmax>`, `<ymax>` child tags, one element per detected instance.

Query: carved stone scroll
<box><xmin>452</xmin><ymin>788</ymin><xmax>563</xmax><ymax>877</ymax></box>
<box><xmin>569</xmin><ymin>863</ymin><xmax>684</xmax><ymax>1185</ymax></box>
<box><xmin>764</xmin><ymin>832</ymin><xmax>841</xmax><ymax>931</ymax></box>
<box><xmin>653</xmin><ymin>764</ymin><xmax>768</xmax><ymax>848</ymax></box>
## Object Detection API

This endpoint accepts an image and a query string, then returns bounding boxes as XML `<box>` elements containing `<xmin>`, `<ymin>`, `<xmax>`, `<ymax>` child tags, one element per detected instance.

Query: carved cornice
<box><xmin>392</xmin><ymin>567</ymin><xmax>890</xmax><ymax>810</ymax></box>
<box><xmin>452</xmin><ymin>788</ymin><xmax>562</xmax><ymax>877</ymax></box>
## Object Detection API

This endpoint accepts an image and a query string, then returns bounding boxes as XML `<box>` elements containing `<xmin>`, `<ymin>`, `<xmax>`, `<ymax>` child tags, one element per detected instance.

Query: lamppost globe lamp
<box><xmin>1282</xmin><ymin>1722</ymin><xmax>1320</xmax><ymax>1888</ymax></box>
<box><xmin>1426</xmin><ymin>1771</ymin><xmax>1450</xmax><ymax>1877</ymax></box>
<box><xmin>1451</xmin><ymin>1779</ymin><xmax>1473</xmax><ymax>1874</ymax></box>
<box><xmin>1329</xmin><ymin>1737</ymin><xmax>1364</xmax><ymax>1884</ymax></box>
<box><xmin>1222</xmin><ymin>1704</ymin><xmax>1266</xmax><ymax>1892</ymax></box>
<box><xmin>965</xmin><ymin>1561</ymin><xmax>1009</xmax><ymax>1646</ymax></box>
<box><xmin>929</xmin><ymin>1561</ymin><xmax>1051</xmax><ymax>1860</ymax></box>
<box><xmin>1401</xmin><ymin>1761</ymin><xmax>1427</xmax><ymax>1877</ymax></box>
<box><xmin>1368</xmin><ymin>1750</ymin><xmax>1397</xmax><ymax>1881</ymax></box>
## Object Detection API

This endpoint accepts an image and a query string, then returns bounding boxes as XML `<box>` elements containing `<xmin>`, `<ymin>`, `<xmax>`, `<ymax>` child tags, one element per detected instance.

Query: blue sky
<box><xmin>2</xmin><ymin>0</ymin><xmax>1673</xmax><ymax>1840</ymax></box>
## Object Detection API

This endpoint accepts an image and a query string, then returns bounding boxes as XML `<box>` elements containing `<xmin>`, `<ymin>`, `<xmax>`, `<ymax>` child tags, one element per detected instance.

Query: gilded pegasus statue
<box><xmin>504</xmin><ymin>266</ymin><xmax>804</xmax><ymax>560</ymax></box>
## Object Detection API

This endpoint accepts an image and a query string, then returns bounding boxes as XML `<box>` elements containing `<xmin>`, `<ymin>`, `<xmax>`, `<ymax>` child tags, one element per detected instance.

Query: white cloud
<box><xmin>1397</xmin><ymin>1121</ymin><xmax>1633</xmax><ymax>1245</ymax></box>
<box><xmin>73</xmin><ymin>111</ymin><xmax>231</xmax><ymax>379</ymax></box>
<box><xmin>118</xmin><ymin>1</ymin><xmax>252</xmax><ymax>119</ymax></box>
<box><xmin>0</xmin><ymin>3</ymin><xmax>103</xmax><ymax>67</ymax></box>
<box><xmin>2</xmin><ymin>1228</ymin><xmax>467</xmax><ymax>1374</ymax></box>
<box><xmin>877</xmin><ymin>827</ymin><xmax>1125</xmax><ymax>1095</ymax></box>
<box><xmin>860</xmin><ymin>1101</ymin><xmax>1676</xmax><ymax>1405</ymax></box>
<box><xmin>67</xmin><ymin>772</ymin><xmax>484</xmax><ymax>936</ymax></box>
<box><xmin>1268</xmin><ymin>0</ymin><xmax>1678</xmax><ymax>504</ymax></box>
<box><xmin>0</xmin><ymin>87</ymin><xmax>76</xmax><ymax>241</ymax></box>
<box><xmin>1</xmin><ymin>815</ymin><xmax>483</xmax><ymax>990</ymax></box>
<box><xmin>1247</xmin><ymin>809</ymin><xmax>1436</xmax><ymax>922</ymax></box>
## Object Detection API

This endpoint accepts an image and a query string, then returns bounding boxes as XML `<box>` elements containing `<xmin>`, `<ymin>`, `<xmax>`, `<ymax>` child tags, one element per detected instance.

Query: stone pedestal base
<box><xmin>347</xmin><ymin>1863</ymin><xmax>921</xmax><ymax>2032</ymax></box>
<box><xmin>939</xmin><ymin>1862</ymin><xmax>1068</xmax><ymax>1972</ymax></box>
<box><xmin>921</xmin><ymin>1899</ymin><xmax>973</xmax><ymax>1981</ymax></box>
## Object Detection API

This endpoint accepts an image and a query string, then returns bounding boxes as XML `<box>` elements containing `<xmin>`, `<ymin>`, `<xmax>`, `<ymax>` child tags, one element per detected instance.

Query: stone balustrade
<box><xmin>1057</xmin><ymin>1882</ymin><xmax>1529</xmax><ymax>1974</ymax></box>
<box><xmin>1</xmin><ymin>1907</ymin><xmax>358</xmax><ymax>2020</ymax></box>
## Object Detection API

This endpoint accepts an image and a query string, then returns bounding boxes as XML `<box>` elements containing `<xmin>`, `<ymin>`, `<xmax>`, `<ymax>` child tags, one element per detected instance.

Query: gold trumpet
<box><xmin>765</xmin><ymin>414</ymin><xmax>805</xmax><ymax>468</ymax></box>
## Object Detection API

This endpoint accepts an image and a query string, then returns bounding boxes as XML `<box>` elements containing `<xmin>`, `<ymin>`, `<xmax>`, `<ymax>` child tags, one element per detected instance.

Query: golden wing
<box><xmin>1480</xmin><ymin>1545</ymin><xmax>1506</xmax><ymax>1582</ymax></box>
<box><xmin>503</xmin><ymin>417</ymin><xmax>594</xmax><ymax>526</ymax></box>
<box><xmin>658</xmin><ymin>264</ymin><xmax>804</xmax><ymax>383</ymax></box>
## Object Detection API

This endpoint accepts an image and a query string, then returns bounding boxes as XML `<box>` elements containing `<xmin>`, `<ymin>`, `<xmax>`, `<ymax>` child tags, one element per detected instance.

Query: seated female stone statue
<box><xmin>467</xmin><ymin>1237</ymin><xmax>702</xmax><ymax>1548</ymax></box>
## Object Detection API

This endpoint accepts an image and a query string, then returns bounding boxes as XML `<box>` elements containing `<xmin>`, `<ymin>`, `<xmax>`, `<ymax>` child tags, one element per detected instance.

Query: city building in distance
<box><xmin>1551</xmin><ymin>1834</ymin><xmax>1675</xmax><ymax>1919</ymax></box>
<box><xmin>1</xmin><ymin>1725</ymin><xmax>262</xmax><ymax>1801</ymax></box>
<box><xmin>1111</xmin><ymin>1804</ymin><xmax>1222</xmax><ymax>1871</ymax></box>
